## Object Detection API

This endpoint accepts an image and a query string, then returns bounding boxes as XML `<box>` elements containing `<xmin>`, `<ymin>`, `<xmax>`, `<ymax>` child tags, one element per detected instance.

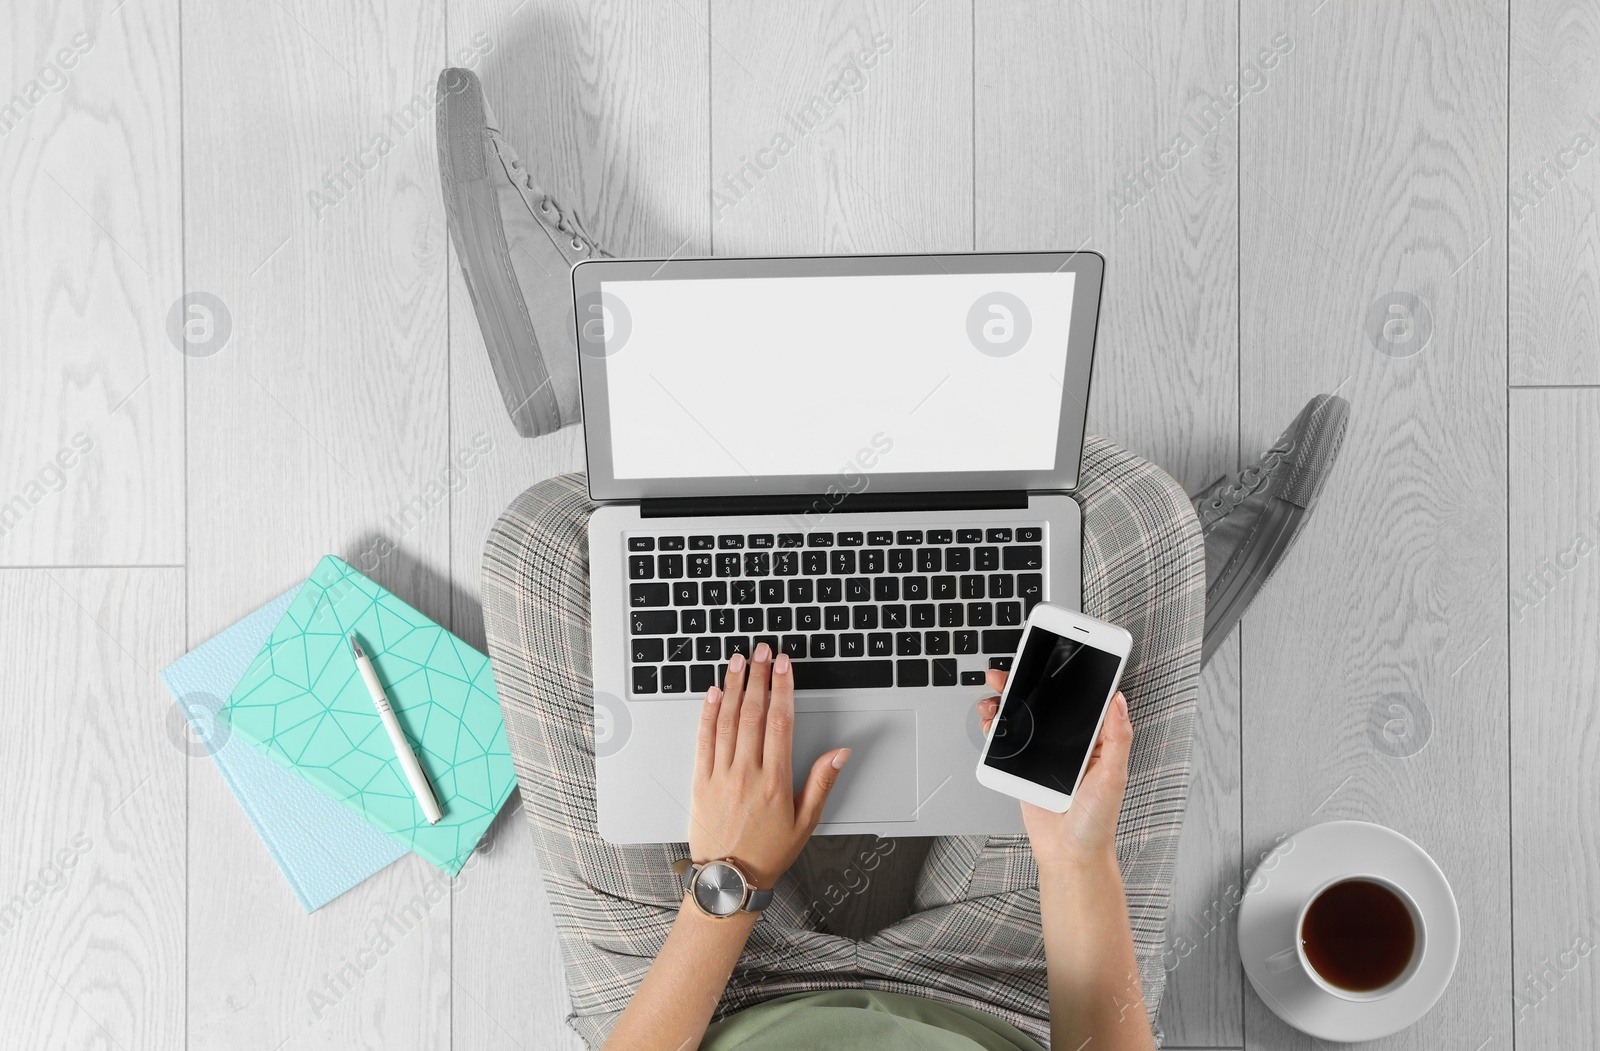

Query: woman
<box><xmin>601</xmin><ymin>642</ymin><xmax>1155</xmax><ymax>1051</ymax></box>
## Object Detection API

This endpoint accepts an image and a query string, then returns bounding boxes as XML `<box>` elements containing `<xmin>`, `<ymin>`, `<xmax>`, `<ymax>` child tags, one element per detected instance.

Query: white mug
<box><xmin>1265</xmin><ymin>874</ymin><xmax>1427</xmax><ymax>1001</ymax></box>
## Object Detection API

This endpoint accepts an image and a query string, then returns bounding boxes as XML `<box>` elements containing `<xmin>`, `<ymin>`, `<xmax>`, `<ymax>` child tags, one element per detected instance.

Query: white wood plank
<box><xmin>1238</xmin><ymin>2</ymin><xmax>1510</xmax><ymax>1048</ymax></box>
<box><xmin>445</xmin><ymin>4</ymin><xmax>710</xmax><ymax>1049</ymax></box>
<box><xmin>1509</xmin><ymin>0</ymin><xmax>1600</xmax><ymax>385</ymax></box>
<box><xmin>0</xmin><ymin>569</ymin><xmax>185</xmax><ymax>1048</ymax></box>
<box><xmin>0</xmin><ymin>0</ymin><xmax>184</xmax><ymax>565</ymax></box>
<box><xmin>1509</xmin><ymin>389</ymin><xmax>1600</xmax><ymax>1051</ymax></box>
<box><xmin>182</xmin><ymin>1</ymin><xmax>453</xmax><ymax>1047</ymax></box>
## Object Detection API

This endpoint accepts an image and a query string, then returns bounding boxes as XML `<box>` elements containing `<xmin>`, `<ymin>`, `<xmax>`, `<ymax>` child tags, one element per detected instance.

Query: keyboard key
<box><xmin>702</xmin><ymin>581</ymin><xmax>728</xmax><ymax>605</ymax></box>
<box><xmin>882</xmin><ymin>604</ymin><xmax>907</xmax><ymax>629</ymax></box>
<box><xmin>853</xmin><ymin>606</ymin><xmax>878</xmax><ymax>630</ymax></box>
<box><xmin>673</xmin><ymin>582</ymin><xmax>699</xmax><ymax>606</ymax></box>
<box><xmin>1003</xmin><ymin>546</ymin><xmax>1044</xmax><ymax>570</ymax></box>
<box><xmin>738</xmin><ymin>608</ymin><xmax>764</xmax><ymax>632</ymax></box>
<box><xmin>982</xmin><ymin>628</ymin><xmax>1024</xmax><ymax>654</ymax></box>
<box><xmin>926</xmin><ymin>631</ymin><xmax>951</xmax><ymax>655</ymax></box>
<box><xmin>690</xmin><ymin>664</ymin><xmax>716</xmax><ymax>693</ymax></box>
<box><xmin>803</xmin><ymin>551</ymin><xmax>828</xmax><ymax>575</ymax></box>
<box><xmin>710</xmin><ymin>608</ymin><xmax>735</xmax><ymax>632</ymax></box>
<box><xmin>946</xmin><ymin>547</ymin><xmax>971</xmax><ymax>572</ymax></box>
<box><xmin>957</xmin><ymin>529</ymin><xmax>984</xmax><ymax>543</ymax></box>
<box><xmin>732</xmin><ymin>581</ymin><xmax>757</xmax><ymax>605</ymax></box>
<box><xmin>659</xmin><ymin>536</ymin><xmax>686</xmax><ymax>551</ymax></box>
<box><xmin>932</xmin><ymin>575</ymin><xmax>957</xmax><ymax>600</ymax></box>
<box><xmin>632</xmin><ymin>666</ymin><xmax>658</xmax><ymax>694</ymax></box>
<box><xmin>725</xmin><ymin>636</ymin><xmax>751</xmax><ymax>658</ymax></box>
<box><xmin>874</xmin><ymin>577</ymin><xmax>900</xmax><ymax>602</ymax></box>
<box><xmin>911</xmin><ymin>603</ymin><xmax>935</xmax><ymax>628</ymax></box>
<box><xmin>997</xmin><ymin>602</ymin><xmax>1022</xmax><ymax>626</ymax></box>
<box><xmin>666</xmin><ymin>637</ymin><xmax>693</xmax><ymax>662</ymax></box>
<box><xmin>778</xmin><ymin>533</ymin><xmax>805</xmax><ymax>548</ymax></box>
<box><xmin>773</xmin><ymin>551</ymin><xmax>799</xmax><ymax>576</ymax></box>
<box><xmin>768</xmin><ymin>607</ymin><xmax>793</xmax><ymax>631</ymax></box>
<box><xmin>896</xmin><ymin>530</ymin><xmax>924</xmax><ymax>545</ymax></box>
<box><xmin>744</xmin><ymin>552</ymin><xmax>770</xmax><ymax>577</ymax></box>
<box><xmin>986</xmin><ymin>528</ymin><xmax>1012</xmax><ymax>543</ymax></box>
<box><xmin>718</xmin><ymin>534</ymin><xmax>745</xmax><ymax>549</ymax></box>
<box><xmin>889</xmin><ymin>549</ymin><xmax>914</xmax><ymax>573</ymax></box>
<box><xmin>938</xmin><ymin>602</ymin><xmax>964</xmax><ymax>627</ymax></box>
<box><xmin>797</xmin><ymin>606</ymin><xmax>822</xmax><ymax>631</ymax></box>
<box><xmin>927</xmin><ymin>529</ymin><xmax>953</xmax><ymax>545</ymax></box>
<box><xmin>840</xmin><ymin>633</ymin><xmax>865</xmax><ymax>657</ymax></box>
<box><xmin>818</xmin><ymin>577</ymin><xmax>844</xmax><ymax>602</ymax></box>
<box><xmin>754</xmin><ymin>635</ymin><xmax>779</xmax><ymax>656</ymax></box>
<box><xmin>780</xmin><ymin>635</ymin><xmax>807</xmax><ymax>659</ymax></box>
<box><xmin>960</xmin><ymin>574</ymin><xmax>985</xmax><ymax>599</ymax></box>
<box><xmin>989</xmin><ymin>656</ymin><xmax>1014</xmax><ymax>671</ymax></box>
<box><xmin>825</xmin><ymin>605</ymin><xmax>850</xmax><ymax>629</ymax></box>
<box><xmin>1017</xmin><ymin>527</ymin><xmax>1043</xmax><ymax>542</ymax></box>
<box><xmin>988</xmin><ymin>574</ymin><xmax>1014</xmax><ymax>599</ymax></box>
<box><xmin>748</xmin><ymin>534</ymin><xmax>774</xmax><ymax>549</ymax></box>
<box><xmin>960</xmin><ymin>670</ymin><xmax>986</xmax><ymax>685</ymax></box>
<box><xmin>810</xmin><ymin>633</ymin><xmax>836</xmax><ymax>658</ymax></box>
<box><xmin>917</xmin><ymin>548</ymin><xmax>942</xmax><ymax>572</ymax></box>
<box><xmin>831</xmin><ymin>550</ymin><xmax>857</xmax><ymax>575</ymax></box>
<box><xmin>933</xmin><ymin>658</ymin><xmax>957</xmax><ymax>685</ymax></box>
<box><xmin>631</xmin><ymin>610</ymin><xmax>677</xmax><ymax>634</ymax></box>
<box><xmin>682</xmin><ymin>609</ymin><xmax>708</xmax><ymax>633</ymax></box>
<box><xmin>759</xmin><ymin>580</ymin><xmax>784</xmax><ymax>604</ymax></box>
<box><xmin>690</xmin><ymin>535</ymin><xmax>715</xmax><ymax>550</ymax></box>
<box><xmin>1019</xmin><ymin>574</ymin><xmax>1043</xmax><ymax>601</ymax></box>
<box><xmin>688</xmin><ymin>553</ymin><xmax>713</xmax><ymax>578</ymax></box>
<box><xmin>968</xmin><ymin>602</ymin><xmax>993</xmax><ymax>626</ymax></box>
<box><xmin>631</xmin><ymin>638</ymin><xmax>664</xmax><ymax>662</ymax></box>
<box><xmin>838</xmin><ymin>531</ymin><xmax>864</xmax><ymax>546</ymax></box>
<box><xmin>657</xmin><ymin>554</ymin><xmax>684</xmax><ymax>579</ymax></box>
<box><xmin>792</xmin><ymin>660</ymin><xmax>893</xmax><ymax>690</ymax></box>
<box><xmin>717</xmin><ymin>553</ymin><xmax>741</xmax><ymax>577</ymax></box>
<box><xmin>975</xmin><ymin>547</ymin><xmax>1000</xmax><ymax>571</ymax></box>
<box><xmin>845</xmin><ymin>578</ymin><xmax>871</xmax><ymax>602</ymax></box>
<box><xmin>807</xmin><ymin>532</ymin><xmax>834</xmax><ymax>547</ymax></box>
<box><xmin>860</xmin><ymin>549</ymin><xmax>885</xmax><ymax>574</ymax></box>
<box><xmin>955</xmin><ymin>630</ymin><xmax>979</xmax><ymax>654</ymax></box>
<box><xmin>630</xmin><ymin>583</ymin><xmax>670</xmax><ymax>607</ymax></box>
<box><xmin>867</xmin><ymin>531</ymin><xmax>894</xmax><ymax>546</ymax></box>
<box><xmin>628</xmin><ymin>556</ymin><xmax>654</xmax><ymax>580</ymax></box>
<box><xmin>896</xmin><ymin>659</ymin><xmax>929</xmax><ymax>687</ymax></box>
<box><xmin>868</xmin><ymin>632</ymin><xmax>893</xmax><ymax>657</ymax></box>
<box><xmin>895</xmin><ymin>632</ymin><xmax>921</xmax><ymax>656</ymax></box>
<box><xmin>788</xmin><ymin>579</ymin><xmax>814</xmax><ymax>604</ymax></box>
<box><xmin>628</xmin><ymin>537</ymin><xmax>655</xmax><ymax>551</ymax></box>
<box><xmin>696</xmin><ymin>637</ymin><xmax>721</xmax><ymax>661</ymax></box>
<box><xmin>904</xmin><ymin>576</ymin><xmax>929</xmax><ymax>601</ymax></box>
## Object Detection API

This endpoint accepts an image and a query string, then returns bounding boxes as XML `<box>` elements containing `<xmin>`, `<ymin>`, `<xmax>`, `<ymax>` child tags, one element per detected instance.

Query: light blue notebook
<box><xmin>160</xmin><ymin>586</ymin><xmax>407</xmax><ymax>912</ymax></box>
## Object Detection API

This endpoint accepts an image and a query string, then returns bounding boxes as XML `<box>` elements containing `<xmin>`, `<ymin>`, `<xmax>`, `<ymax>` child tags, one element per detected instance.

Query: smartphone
<box><xmin>975</xmin><ymin>602</ymin><xmax>1132</xmax><ymax>813</ymax></box>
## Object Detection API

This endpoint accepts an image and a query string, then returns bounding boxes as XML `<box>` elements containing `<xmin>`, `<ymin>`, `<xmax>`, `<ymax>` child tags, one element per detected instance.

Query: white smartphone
<box><xmin>975</xmin><ymin>602</ymin><xmax>1132</xmax><ymax>813</ymax></box>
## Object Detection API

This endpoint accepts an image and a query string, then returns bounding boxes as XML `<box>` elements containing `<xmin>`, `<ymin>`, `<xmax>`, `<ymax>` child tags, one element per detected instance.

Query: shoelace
<box><xmin>505</xmin><ymin>157</ymin><xmax>602</xmax><ymax>254</ymax></box>
<box><xmin>1207</xmin><ymin>439</ymin><xmax>1295</xmax><ymax>513</ymax></box>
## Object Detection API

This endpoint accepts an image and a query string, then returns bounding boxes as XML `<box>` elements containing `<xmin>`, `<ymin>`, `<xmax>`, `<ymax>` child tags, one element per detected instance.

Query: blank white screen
<box><xmin>599</xmin><ymin>270</ymin><xmax>1076</xmax><ymax>480</ymax></box>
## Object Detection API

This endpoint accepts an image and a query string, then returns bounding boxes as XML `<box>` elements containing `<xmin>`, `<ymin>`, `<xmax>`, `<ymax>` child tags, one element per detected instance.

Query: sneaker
<box><xmin>1193</xmin><ymin>394</ymin><xmax>1350</xmax><ymax>666</ymax></box>
<box><xmin>436</xmin><ymin>67</ymin><xmax>610</xmax><ymax>437</ymax></box>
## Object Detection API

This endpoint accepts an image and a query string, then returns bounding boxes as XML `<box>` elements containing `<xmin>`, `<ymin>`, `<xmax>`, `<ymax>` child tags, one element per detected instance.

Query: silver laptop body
<box><xmin>577</xmin><ymin>251</ymin><xmax>1105</xmax><ymax>843</ymax></box>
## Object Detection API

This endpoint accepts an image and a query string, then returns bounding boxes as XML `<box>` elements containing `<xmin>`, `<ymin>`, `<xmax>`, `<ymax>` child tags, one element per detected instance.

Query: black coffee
<box><xmin>1300</xmin><ymin>879</ymin><xmax>1416</xmax><ymax>992</ymax></box>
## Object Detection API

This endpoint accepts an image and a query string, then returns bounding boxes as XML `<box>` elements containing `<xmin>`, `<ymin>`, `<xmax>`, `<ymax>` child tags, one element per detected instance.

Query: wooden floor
<box><xmin>1</xmin><ymin>1</ymin><xmax>1594</xmax><ymax>1048</ymax></box>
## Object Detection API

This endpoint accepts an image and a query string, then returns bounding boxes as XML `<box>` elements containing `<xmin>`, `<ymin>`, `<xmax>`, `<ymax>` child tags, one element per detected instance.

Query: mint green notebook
<box><xmin>222</xmin><ymin>556</ymin><xmax>515</xmax><ymax>877</ymax></box>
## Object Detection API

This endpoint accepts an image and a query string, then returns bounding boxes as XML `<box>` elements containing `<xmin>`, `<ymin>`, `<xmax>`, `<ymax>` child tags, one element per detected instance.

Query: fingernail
<box><xmin>706</xmin><ymin>686</ymin><xmax>722</xmax><ymax>705</ymax></box>
<box><xmin>774</xmin><ymin>653</ymin><xmax>790</xmax><ymax>674</ymax></box>
<box><xmin>831</xmin><ymin>747</ymin><xmax>852</xmax><ymax>769</ymax></box>
<box><xmin>753</xmin><ymin>642</ymin><xmax>770</xmax><ymax>662</ymax></box>
<box><xmin>1117</xmin><ymin>692</ymin><xmax>1129</xmax><ymax>717</ymax></box>
<box><xmin>730</xmin><ymin>653</ymin><xmax>745</xmax><ymax>674</ymax></box>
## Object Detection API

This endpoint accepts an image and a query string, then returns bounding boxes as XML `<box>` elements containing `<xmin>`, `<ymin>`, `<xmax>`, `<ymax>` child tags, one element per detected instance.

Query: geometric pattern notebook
<box><xmin>159</xmin><ymin>584</ymin><xmax>407</xmax><ymax>912</ymax></box>
<box><xmin>221</xmin><ymin>556</ymin><xmax>516</xmax><ymax>876</ymax></box>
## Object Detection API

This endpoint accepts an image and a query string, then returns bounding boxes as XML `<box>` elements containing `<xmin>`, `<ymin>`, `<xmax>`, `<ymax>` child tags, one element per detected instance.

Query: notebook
<box><xmin>222</xmin><ymin>556</ymin><xmax>516</xmax><ymax>876</ymax></box>
<box><xmin>160</xmin><ymin>586</ymin><xmax>407</xmax><ymax>912</ymax></box>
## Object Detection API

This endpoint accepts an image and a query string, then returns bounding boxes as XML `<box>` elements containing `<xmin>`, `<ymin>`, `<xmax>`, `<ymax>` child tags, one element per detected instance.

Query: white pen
<box><xmin>350</xmin><ymin>633</ymin><xmax>443</xmax><ymax>825</ymax></box>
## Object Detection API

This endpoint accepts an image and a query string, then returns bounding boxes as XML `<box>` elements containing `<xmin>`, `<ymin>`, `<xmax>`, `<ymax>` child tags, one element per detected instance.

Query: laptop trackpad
<box><xmin>793</xmin><ymin>709</ymin><xmax>918</xmax><ymax>823</ymax></box>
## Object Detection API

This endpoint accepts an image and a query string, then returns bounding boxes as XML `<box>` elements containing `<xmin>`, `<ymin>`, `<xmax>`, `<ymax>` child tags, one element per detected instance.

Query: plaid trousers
<box><xmin>480</xmin><ymin>436</ymin><xmax>1204</xmax><ymax>1048</ymax></box>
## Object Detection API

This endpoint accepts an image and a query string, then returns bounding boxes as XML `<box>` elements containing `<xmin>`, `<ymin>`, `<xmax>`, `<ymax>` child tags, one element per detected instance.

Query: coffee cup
<box><xmin>1266</xmin><ymin>874</ymin><xmax>1427</xmax><ymax>1001</ymax></box>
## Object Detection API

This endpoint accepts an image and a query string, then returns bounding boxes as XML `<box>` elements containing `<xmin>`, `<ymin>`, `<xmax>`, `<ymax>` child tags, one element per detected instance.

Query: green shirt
<box><xmin>701</xmin><ymin>990</ymin><xmax>1046</xmax><ymax>1051</ymax></box>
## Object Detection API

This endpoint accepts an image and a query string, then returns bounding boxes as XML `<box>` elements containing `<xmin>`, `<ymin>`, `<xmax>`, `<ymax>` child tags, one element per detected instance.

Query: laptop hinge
<box><xmin>638</xmin><ymin>490</ymin><xmax>1030</xmax><ymax>519</ymax></box>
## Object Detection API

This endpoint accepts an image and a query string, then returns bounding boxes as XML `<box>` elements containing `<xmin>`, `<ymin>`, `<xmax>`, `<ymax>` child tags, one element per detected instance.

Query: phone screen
<box><xmin>982</xmin><ymin>627</ymin><xmax>1123</xmax><ymax>793</ymax></box>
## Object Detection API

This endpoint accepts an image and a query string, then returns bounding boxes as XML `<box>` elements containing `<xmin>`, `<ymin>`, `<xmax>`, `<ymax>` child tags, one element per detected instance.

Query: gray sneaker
<box><xmin>436</xmin><ymin>67</ymin><xmax>610</xmax><ymax>437</ymax></box>
<box><xmin>1193</xmin><ymin>394</ymin><xmax>1350</xmax><ymax>666</ymax></box>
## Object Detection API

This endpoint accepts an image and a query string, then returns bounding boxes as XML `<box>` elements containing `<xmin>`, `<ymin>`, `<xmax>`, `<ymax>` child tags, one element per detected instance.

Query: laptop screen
<box><xmin>575</xmin><ymin>253</ymin><xmax>1103</xmax><ymax>502</ymax></box>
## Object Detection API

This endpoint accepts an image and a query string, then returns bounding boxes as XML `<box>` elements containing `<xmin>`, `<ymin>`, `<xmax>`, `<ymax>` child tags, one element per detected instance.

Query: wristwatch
<box><xmin>672</xmin><ymin>858</ymin><xmax>772</xmax><ymax>919</ymax></box>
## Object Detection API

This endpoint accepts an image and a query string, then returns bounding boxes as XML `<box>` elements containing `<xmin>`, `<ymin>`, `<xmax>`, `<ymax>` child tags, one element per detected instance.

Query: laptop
<box><xmin>577</xmin><ymin>251</ymin><xmax>1105</xmax><ymax>843</ymax></box>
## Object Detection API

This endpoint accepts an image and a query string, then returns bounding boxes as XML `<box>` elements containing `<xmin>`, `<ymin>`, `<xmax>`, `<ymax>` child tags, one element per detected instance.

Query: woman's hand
<box><xmin>690</xmin><ymin>643</ymin><xmax>850</xmax><ymax>889</ymax></box>
<box><xmin>977</xmin><ymin>668</ymin><xmax>1133</xmax><ymax>877</ymax></box>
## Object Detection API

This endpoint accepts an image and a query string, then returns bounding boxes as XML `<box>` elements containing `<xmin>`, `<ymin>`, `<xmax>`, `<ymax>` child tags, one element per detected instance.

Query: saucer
<box><xmin>1237</xmin><ymin>820</ymin><xmax>1460</xmax><ymax>1042</ymax></box>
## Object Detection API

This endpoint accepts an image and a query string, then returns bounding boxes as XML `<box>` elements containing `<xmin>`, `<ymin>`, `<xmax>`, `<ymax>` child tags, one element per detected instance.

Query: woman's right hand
<box><xmin>977</xmin><ymin>669</ymin><xmax>1134</xmax><ymax>876</ymax></box>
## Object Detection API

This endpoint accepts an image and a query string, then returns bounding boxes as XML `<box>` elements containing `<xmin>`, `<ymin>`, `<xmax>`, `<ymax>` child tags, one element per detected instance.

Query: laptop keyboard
<box><xmin>624</xmin><ymin>526</ymin><xmax>1046</xmax><ymax>696</ymax></box>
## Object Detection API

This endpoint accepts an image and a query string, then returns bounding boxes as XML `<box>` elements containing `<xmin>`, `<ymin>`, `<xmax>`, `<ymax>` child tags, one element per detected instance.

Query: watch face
<box><xmin>692</xmin><ymin>861</ymin><xmax>748</xmax><ymax>917</ymax></box>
